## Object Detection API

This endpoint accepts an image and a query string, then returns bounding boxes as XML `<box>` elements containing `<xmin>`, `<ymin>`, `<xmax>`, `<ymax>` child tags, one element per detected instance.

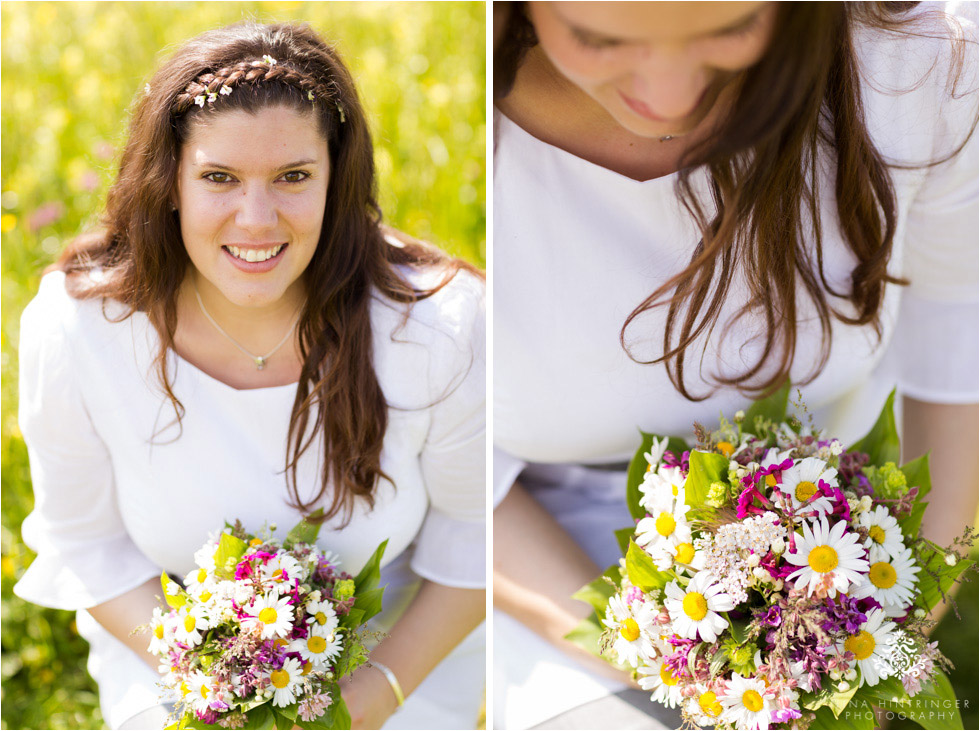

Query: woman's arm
<box><xmin>341</xmin><ymin>581</ymin><xmax>485</xmax><ymax>729</ymax></box>
<box><xmin>86</xmin><ymin>578</ymin><xmax>166</xmax><ymax>672</ymax></box>
<box><xmin>493</xmin><ymin>481</ymin><xmax>635</xmax><ymax>684</ymax></box>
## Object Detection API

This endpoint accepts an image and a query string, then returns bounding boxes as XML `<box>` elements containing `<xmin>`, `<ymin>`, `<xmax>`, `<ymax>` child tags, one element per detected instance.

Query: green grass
<box><xmin>1</xmin><ymin>3</ymin><xmax>483</xmax><ymax>729</ymax></box>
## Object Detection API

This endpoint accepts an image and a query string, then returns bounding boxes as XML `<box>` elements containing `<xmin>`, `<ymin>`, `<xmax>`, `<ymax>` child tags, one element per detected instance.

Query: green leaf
<box><xmin>684</xmin><ymin>451</ymin><xmax>730</xmax><ymax>509</ymax></box>
<box><xmin>625</xmin><ymin>541</ymin><xmax>672</xmax><ymax>593</ymax></box>
<box><xmin>626</xmin><ymin>431</ymin><xmax>657</xmax><ymax>521</ymax></box>
<box><xmin>900</xmin><ymin>453</ymin><xmax>932</xmax><ymax>501</ymax></box>
<box><xmin>615</xmin><ymin>527</ymin><xmax>635</xmax><ymax>556</ymax></box>
<box><xmin>275</xmin><ymin>702</ymin><xmax>299</xmax><ymax>722</ymax></box>
<box><xmin>571</xmin><ymin>564</ymin><xmax>621</xmax><ymax>618</ymax></box>
<box><xmin>352</xmin><ymin>586</ymin><xmax>385</xmax><ymax>623</ymax></box>
<box><xmin>242</xmin><ymin>704</ymin><xmax>274</xmax><ymax>729</ymax></box>
<box><xmin>161</xmin><ymin>571</ymin><xmax>187</xmax><ymax>610</ymax></box>
<box><xmin>848</xmin><ymin>389</ymin><xmax>900</xmax><ymax>464</ymax></box>
<box><xmin>727</xmin><ymin>616</ymin><xmax>750</xmax><ymax>645</ymax></box>
<box><xmin>213</xmin><ymin>532</ymin><xmax>248</xmax><ymax>580</ymax></box>
<box><xmin>742</xmin><ymin>379</ymin><xmax>791</xmax><ymax>431</ymax></box>
<box><xmin>353</xmin><ymin>539</ymin><xmax>388</xmax><ymax>594</ymax></box>
<box><xmin>563</xmin><ymin>614</ymin><xmax>606</xmax><ymax>659</ymax></box>
<box><xmin>811</xmin><ymin>697</ymin><xmax>875</xmax><ymax>729</ymax></box>
<box><xmin>916</xmin><ymin>540</ymin><xmax>973</xmax><ymax>612</ymax></box>
<box><xmin>865</xmin><ymin>669</ymin><xmax>964</xmax><ymax>730</ymax></box>
<box><xmin>283</xmin><ymin>508</ymin><xmax>325</xmax><ymax>549</ymax></box>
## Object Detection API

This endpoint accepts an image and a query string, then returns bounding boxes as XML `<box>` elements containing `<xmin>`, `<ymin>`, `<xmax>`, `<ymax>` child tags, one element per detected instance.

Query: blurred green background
<box><xmin>1</xmin><ymin>2</ymin><xmax>484</xmax><ymax>729</ymax></box>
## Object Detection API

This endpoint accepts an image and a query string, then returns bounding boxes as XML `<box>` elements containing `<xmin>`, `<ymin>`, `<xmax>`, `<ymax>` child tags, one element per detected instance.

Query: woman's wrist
<box><xmin>370</xmin><ymin>660</ymin><xmax>405</xmax><ymax>707</ymax></box>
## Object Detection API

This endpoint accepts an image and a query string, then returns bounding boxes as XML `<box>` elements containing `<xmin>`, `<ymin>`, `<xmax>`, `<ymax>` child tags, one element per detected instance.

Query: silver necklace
<box><xmin>193</xmin><ymin>282</ymin><xmax>301</xmax><ymax>370</ymax></box>
<box><xmin>659</xmin><ymin>135</ymin><xmax>674</xmax><ymax>142</ymax></box>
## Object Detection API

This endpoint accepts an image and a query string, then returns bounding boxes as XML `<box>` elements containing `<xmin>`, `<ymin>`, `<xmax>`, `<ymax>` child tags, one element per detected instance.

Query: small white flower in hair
<box><xmin>220</xmin><ymin>85</ymin><xmax>233</xmax><ymax>96</ymax></box>
<box><xmin>206</xmin><ymin>91</ymin><xmax>218</xmax><ymax>103</ymax></box>
<box><xmin>194</xmin><ymin>95</ymin><xmax>206</xmax><ymax>108</ymax></box>
<box><xmin>262</xmin><ymin>54</ymin><xmax>278</xmax><ymax>65</ymax></box>
<box><xmin>307</xmin><ymin>90</ymin><xmax>315</xmax><ymax>101</ymax></box>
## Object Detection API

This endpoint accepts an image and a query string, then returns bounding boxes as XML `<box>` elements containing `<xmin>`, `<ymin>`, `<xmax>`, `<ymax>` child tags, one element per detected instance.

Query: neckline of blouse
<box><xmin>494</xmin><ymin>108</ymin><xmax>687</xmax><ymax>188</ymax></box>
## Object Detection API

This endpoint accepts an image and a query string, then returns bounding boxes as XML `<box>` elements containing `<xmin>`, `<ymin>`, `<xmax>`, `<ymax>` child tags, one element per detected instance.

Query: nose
<box><xmin>235</xmin><ymin>184</ymin><xmax>278</xmax><ymax>233</ymax></box>
<box><xmin>629</xmin><ymin>47</ymin><xmax>710</xmax><ymax>120</ymax></box>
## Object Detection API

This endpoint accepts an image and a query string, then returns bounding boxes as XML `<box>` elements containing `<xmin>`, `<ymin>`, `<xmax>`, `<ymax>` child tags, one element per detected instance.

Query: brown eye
<box><xmin>203</xmin><ymin>172</ymin><xmax>232</xmax><ymax>183</ymax></box>
<box><xmin>281</xmin><ymin>171</ymin><xmax>310</xmax><ymax>183</ymax></box>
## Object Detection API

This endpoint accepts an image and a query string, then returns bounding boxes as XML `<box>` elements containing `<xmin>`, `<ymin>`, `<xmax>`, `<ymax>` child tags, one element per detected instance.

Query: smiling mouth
<box><xmin>223</xmin><ymin>244</ymin><xmax>286</xmax><ymax>263</ymax></box>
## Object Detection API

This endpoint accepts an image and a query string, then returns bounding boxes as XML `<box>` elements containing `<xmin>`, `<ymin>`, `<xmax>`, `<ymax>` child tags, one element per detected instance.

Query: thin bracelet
<box><xmin>371</xmin><ymin>660</ymin><xmax>405</xmax><ymax>707</ymax></box>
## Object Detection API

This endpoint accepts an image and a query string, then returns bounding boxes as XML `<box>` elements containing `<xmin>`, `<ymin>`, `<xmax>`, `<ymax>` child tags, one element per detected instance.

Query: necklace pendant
<box><xmin>659</xmin><ymin>135</ymin><xmax>674</xmax><ymax>142</ymax></box>
<box><xmin>255</xmin><ymin>356</ymin><xmax>266</xmax><ymax>370</ymax></box>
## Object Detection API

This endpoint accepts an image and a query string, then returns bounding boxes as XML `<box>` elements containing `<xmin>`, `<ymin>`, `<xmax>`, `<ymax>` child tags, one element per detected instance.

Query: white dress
<box><xmin>493</xmin><ymin>3</ymin><xmax>978</xmax><ymax>728</ymax></box>
<box><xmin>14</xmin><ymin>266</ymin><xmax>486</xmax><ymax>730</ymax></box>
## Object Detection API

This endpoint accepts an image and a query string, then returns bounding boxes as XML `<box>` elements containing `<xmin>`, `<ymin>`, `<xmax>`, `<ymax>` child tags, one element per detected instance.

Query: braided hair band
<box><xmin>171</xmin><ymin>55</ymin><xmax>345</xmax><ymax>122</ymax></box>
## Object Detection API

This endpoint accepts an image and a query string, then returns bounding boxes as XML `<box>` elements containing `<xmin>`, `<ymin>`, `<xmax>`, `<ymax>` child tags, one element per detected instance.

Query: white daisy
<box><xmin>758</xmin><ymin>448</ymin><xmax>793</xmax><ymax>490</ymax></box>
<box><xmin>193</xmin><ymin>535</ymin><xmax>220</xmax><ymax>571</ymax></box>
<box><xmin>835</xmin><ymin>608</ymin><xmax>899</xmax><ymax>687</ymax></box>
<box><xmin>638</xmin><ymin>466</ymin><xmax>686</xmax><ymax>510</ymax></box>
<box><xmin>292</xmin><ymin>627</ymin><xmax>344</xmax><ymax>669</ymax></box>
<box><xmin>686</xmin><ymin>684</ymin><xmax>726</xmax><ymax>727</ymax></box>
<box><xmin>777</xmin><ymin>457</ymin><xmax>837</xmax><ymax>516</ymax></box>
<box><xmin>174</xmin><ymin>604</ymin><xmax>209</xmax><ymax>646</ymax></box>
<box><xmin>851</xmin><ymin>546</ymin><xmax>919</xmax><ymax>609</ymax></box>
<box><xmin>268</xmin><ymin>657</ymin><xmax>304</xmax><ymax>707</ymax></box>
<box><xmin>182</xmin><ymin>670</ymin><xmax>216</xmax><ymax>714</ymax></box>
<box><xmin>664</xmin><ymin>540</ymin><xmax>706</xmax><ymax>575</ymax></box>
<box><xmin>643</xmin><ymin>436</ymin><xmax>669</xmax><ymax>471</ymax></box>
<box><xmin>246</xmin><ymin>593</ymin><xmax>295</xmax><ymax>639</ymax></box>
<box><xmin>856</xmin><ymin>505</ymin><xmax>906</xmax><ymax>563</ymax></box>
<box><xmin>784</xmin><ymin>516</ymin><xmax>869</xmax><ymax>598</ymax></box>
<box><xmin>601</xmin><ymin>594</ymin><xmax>658</xmax><ymax>668</ymax></box>
<box><xmin>304</xmin><ymin>599</ymin><xmax>340</xmax><ymax>635</ymax></box>
<box><xmin>636</xmin><ymin>491</ymin><xmax>692</xmax><ymax>557</ymax></box>
<box><xmin>718</xmin><ymin>673</ymin><xmax>775</xmax><ymax>730</ymax></box>
<box><xmin>261</xmin><ymin>552</ymin><xmax>306</xmax><ymax>591</ymax></box>
<box><xmin>663</xmin><ymin>572</ymin><xmax>735</xmax><ymax>643</ymax></box>
<box><xmin>637</xmin><ymin>656</ymin><xmax>683</xmax><ymax>708</ymax></box>
<box><xmin>147</xmin><ymin>607</ymin><xmax>171</xmax><ymax>656</ymax></box>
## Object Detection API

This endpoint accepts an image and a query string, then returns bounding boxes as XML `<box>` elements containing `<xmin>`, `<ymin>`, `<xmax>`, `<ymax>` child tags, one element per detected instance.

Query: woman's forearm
<box><xmin>86</xmin><ymin>577</ymin><xmax>165</xmax><ymax>672</ymax></box>
<box><xmin>343</xmin><ymin>580</ymin><xmax>485</xmax><ymax>728</ymax></box>
<box><xmin>493</xmin><ymin>482</ymin><xmax>632</xmax><ymax>683</ymax></box>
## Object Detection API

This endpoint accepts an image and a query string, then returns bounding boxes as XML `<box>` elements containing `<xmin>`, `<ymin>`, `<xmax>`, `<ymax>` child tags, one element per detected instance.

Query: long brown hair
<box><xmin>58</xmin><ymin>22</ymin><xmax>479</xmax><ymax>524</ymax></box>
<box><xmin>495</xmin><ymin>2</ymin><xmax>976</xmax><ymax>400</ymax></box>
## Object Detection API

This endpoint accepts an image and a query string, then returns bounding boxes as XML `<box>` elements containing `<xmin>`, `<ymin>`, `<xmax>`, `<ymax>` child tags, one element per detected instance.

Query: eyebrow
<box><xmin>560</xmin><ymin>5</ymin><xmax>765</xmax><ymax>44</ymax></box>
<box><xmin>192</xmin><ymin>158</ymin><xmax>320</xmax><ymax>172</ymax></box>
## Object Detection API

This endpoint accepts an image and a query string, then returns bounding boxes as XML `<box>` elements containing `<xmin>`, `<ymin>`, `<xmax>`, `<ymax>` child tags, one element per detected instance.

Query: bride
<box><xmin>14</xmin><ymin>21</ymin><xmax>486</xmax><ymax>730</ymax></box>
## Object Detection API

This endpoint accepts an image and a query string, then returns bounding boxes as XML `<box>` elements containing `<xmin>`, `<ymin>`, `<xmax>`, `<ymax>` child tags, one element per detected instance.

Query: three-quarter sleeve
<box><xmin>892</xmin><ymin>3</ymin><xmax>979</xmax><ymax>403</ymax></box>
<box><xmin>410</xmin><ymin>272</ymin><xmax>487</xmax><ymax>589</ymax></box>
<box><xmin>13</xmin><ymin>274</ymin><xmax>160</xmax><ymax>610</ymax></box>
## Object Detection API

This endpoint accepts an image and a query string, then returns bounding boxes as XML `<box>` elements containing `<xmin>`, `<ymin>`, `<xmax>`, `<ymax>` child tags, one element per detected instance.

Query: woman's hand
<box><xmin>340</xmin><ymin>664</ymin><xmax>401</xmax><ymax>730</ymax></box>
<box><xmin>493</xmin><ymin>481</ymin><xmax>638</xmax><ymax>686</ymax></box>
<box><xmin>87</xmin><ymin>576</ymin><xmax>166</xmax><ymax>672</ymax></box>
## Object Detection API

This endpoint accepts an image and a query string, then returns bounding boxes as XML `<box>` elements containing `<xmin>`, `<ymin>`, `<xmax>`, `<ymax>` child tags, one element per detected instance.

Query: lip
<box><xmin>619</xmin><ymin>88</ymin><xmax>709</xmax><ymax>125</ymax></box>
<box><xmin>222</xmin><ymin>243</ymin><xmax>287</xmax><ymax>273</ymax></box>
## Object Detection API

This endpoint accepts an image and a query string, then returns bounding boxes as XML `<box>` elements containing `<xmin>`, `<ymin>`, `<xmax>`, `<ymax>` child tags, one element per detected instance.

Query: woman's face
<box><xmin>175</xmin><ymin>105</ymin><xmax>329</xmax><ymax>310</ymax></box>
<box><xmin>528</xmin><ymin>1</ymin><xmax>777</xmax><ymax>138</ymax></box>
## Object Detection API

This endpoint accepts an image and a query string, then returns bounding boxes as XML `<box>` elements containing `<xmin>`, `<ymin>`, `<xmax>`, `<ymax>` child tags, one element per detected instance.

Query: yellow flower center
<box><xmin>672</xmin><ymin>484</ymin><xmax>679</xmax><ymax>497</ymax></box>
<box><xmin>183</xmin><ymin>615</ymin><xmax>197</xmax><ymax>633</ymax></box>
<box><xmin>270</xmin><ymin>669</ymin><xmax>290</xmax><ymax>689</ymax></box>
<box><xmin>674</xmin><ymin>542</ymin><xmax>696</xmax><ymax>565</ymax></box>
<box><xmin>682</xmin><ymin>592</ymin><xmax>708</xmax><ymax>621</ymax></box>
<box><xmin>201</xmin><ymin>684</ymin><xmax>209</xmax><ymax>699</ymax></box>
<box><xmin>272</xmin><ymin>569</ymin><xmax>285</xmax><ymax>581</ymax></box>
<box><xmin>302</xmin><ymin>661</ymin><xmax>313</xmax><ymax>676</ymax></box>
<box><xmin>249</xmin><ymin>538</ymin><xmax>263</xmax><ymax>547</ymax></box>
<box><xmin>742</xmin><ymin>689</ymin><xmax>764</xmax><ymax>712</ymax></box>
<box><xmin>795</xmin><ymin>480</ymin><xmax>818</xmax><ymax>502</ymax></box>
<box><xmin>315</xmin><ymin>611</ymin><xmax>328</xmax><ymax>625</ymax></box>
<box><xmin>308</xmin><ymin>635</ymin><xmax>327</xmax><ymax>654</ymax></box>
<box><xmin>845</xmin><ymin>630</ymin><xmax>876</xmax><ymax>660</ymax></box>
<box><xmin>620</xmin><ymin>617</ymin><xmax>640</xmax><ymax>642</ymax></box>
<box><xmin>258</xmin><ymin>607</ymin><xmax>278</xmax><ymax>624</ymax></box>
<box><xmin>197</xmin><ymin>568</ymin><xmax>208</xmax><ymax>584</ymax></box>
<box><xmin>200</xmin><ymin>591</ymin><xmax>212</xmax><ymax>603</ymax></box>
<box><xmin>655</xmin><ymin>512</ymin><xmax>676</xmax><ymax>537</ymax></box>
<box><xmin>180</xmin><ymin>681</ymin><xmax>190</xmax><ymax>697</ymax></box>
<box><xmin>869</xmin><ymin>561</ymin><xmax>898</xmax><ymax>589</ymax></box>
<box><xmin>659</xmin><ymin>665</ymin><xmax>678</xmax><ymax>686</ymax></box>
<box><xmin>869</xmin><ymin>525</ymin><xmax>886</xmax><ymax>544</ymax></box>
<box><xmin>808</xmin><ymin>545</ymin><xmax>839</xmax><ymax>573</ymax></box>
<box><xmin>699</xmin><ymin>691</ymin><xmax>723</xmax><ymax>717</ymax></box>
<box><xmin>154</xmin><ymin>624</ymin><xmax>165</xmax><ymax>639</ymax></box>
<box><xmin>717</xmin><ymin>441</ymin><xmax>734</xmax><ymax>457</ymax></box>
<box><xmin>646</xmin><ymin>463</ymin><xmax>654</xmax><ymax>473</ymax></box>
<box><xmin>274</xmin><ymin>639</ymin><xmax>289</xmax><ymax>649</ymax></box>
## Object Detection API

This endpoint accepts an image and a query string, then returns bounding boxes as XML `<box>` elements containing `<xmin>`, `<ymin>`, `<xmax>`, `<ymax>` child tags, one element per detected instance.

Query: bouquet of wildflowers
<box><xmin>147</xmin><ymin>510</ymin><xmax>386</xmax><ymax>730</ymax></box>
<box><xmin>568</xmin><ymin>385</ymin><xmax>974</xmax><ymax>730</ymax></box>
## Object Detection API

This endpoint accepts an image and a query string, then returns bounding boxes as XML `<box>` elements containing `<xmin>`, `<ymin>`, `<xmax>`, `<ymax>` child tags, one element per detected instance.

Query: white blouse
<box><xmin>15</xmin><ymin>265</ymin><xmax>486</xmax><ymax>728</ymax></box>
<box><xmin>494</xmin><ymin>1</ymin><xmax>979</xmax><ymax>491</ymax></box>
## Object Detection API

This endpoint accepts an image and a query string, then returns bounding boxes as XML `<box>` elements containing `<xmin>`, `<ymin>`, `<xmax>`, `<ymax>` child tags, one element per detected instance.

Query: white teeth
<box><xmin>226</xmin><ymin>244</ymin><xmax>283</xmax><ymax>262</ymax></box>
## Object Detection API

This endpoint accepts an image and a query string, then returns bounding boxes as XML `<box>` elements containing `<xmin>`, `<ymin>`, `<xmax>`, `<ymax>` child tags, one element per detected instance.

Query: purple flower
<box><xmin>820</xmin><ymin>595</ymin><xmax>867</xmax><ymax>636</ymax></box>
<box><xmin>758</xmin><ymin>605</ymin><xmax>782</xmax><ymax>628</ymax></box>
<box><xmin>772</xmin><ymin>708</ymin><xmax>803</xmax><ymax>723</ymax></box>
<box><xmin>736</xmin><ymin>485</ymin><xmax>766</xmax><ymax>518</ymax></box>
<box><xmin>818</xmin><ymin>480</ymin><xmax>851</xmax><ymax>522</ymax></box>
